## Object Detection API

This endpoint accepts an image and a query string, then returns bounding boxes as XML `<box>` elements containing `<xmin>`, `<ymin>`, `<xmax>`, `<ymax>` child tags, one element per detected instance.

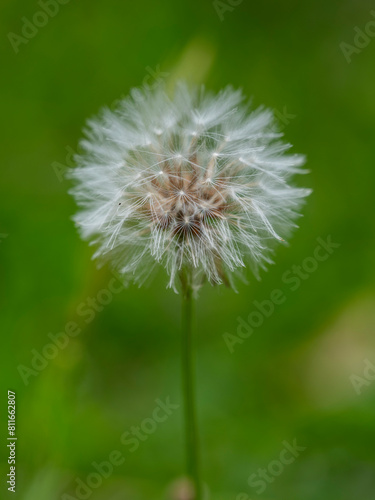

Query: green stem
<box><xmin>181</xmin><ymin>282</ymin><xmax>202</xmax><ymax>500</ymax></box>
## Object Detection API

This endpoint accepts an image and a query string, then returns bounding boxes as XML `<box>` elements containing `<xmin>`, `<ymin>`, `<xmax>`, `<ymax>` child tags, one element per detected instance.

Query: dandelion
<box><xmin>69</xmin><ymin>83</ymin><xmax>310</xmax><ymax>499</ymax></box>
<box><xmin>70</xmin><ymin>84</ymin><xmax>310</xmax><ymax>293</ymax></box>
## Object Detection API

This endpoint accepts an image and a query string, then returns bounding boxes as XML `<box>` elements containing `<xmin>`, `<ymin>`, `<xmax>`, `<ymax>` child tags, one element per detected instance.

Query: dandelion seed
<box><xmin>70</xmin><ymin>83</ymin><xmax>311</xmax><ymax>292</ymax></box>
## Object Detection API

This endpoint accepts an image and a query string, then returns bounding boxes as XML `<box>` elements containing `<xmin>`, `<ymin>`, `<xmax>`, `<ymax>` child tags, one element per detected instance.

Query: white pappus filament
<box><xmin>70</xmin><ymin>83</ymin><xmax>311</xmax><ymax>291</ymax></box>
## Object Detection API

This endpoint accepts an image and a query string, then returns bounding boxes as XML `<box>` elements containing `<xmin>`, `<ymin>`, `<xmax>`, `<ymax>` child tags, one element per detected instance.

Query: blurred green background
<box><xmin>1</xmin><ymin>0</ymin><xmax>375</xmax><ymax>498</ymax></box>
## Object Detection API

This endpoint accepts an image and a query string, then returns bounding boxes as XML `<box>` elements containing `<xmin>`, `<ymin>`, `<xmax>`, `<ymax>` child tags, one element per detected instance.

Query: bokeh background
<box><xmin>1</xmin><ymin>0</ymin><xmax>375</xmax><ymax>498</ymax></box>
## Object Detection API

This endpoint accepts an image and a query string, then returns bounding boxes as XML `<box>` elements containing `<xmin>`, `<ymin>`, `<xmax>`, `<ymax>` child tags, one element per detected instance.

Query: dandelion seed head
<box><xmin>70</xmin><ymin>83</ymin><xmax>311</xmax><ymax>292</ymax></box>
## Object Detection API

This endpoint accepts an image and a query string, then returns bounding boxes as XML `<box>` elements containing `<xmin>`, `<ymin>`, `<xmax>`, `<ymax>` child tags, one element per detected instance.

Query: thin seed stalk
<box><xmin>181</xmin><ymin>274</ymin><xmax>202</xmax><ymax>500</ymax></box>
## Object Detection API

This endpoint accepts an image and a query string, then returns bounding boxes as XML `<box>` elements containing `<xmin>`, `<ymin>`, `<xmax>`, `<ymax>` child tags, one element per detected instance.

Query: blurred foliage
<box><xmin>1</xmin><ymin>0</ymin><xmax>375</xmax><ymax>498</ymax></box>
